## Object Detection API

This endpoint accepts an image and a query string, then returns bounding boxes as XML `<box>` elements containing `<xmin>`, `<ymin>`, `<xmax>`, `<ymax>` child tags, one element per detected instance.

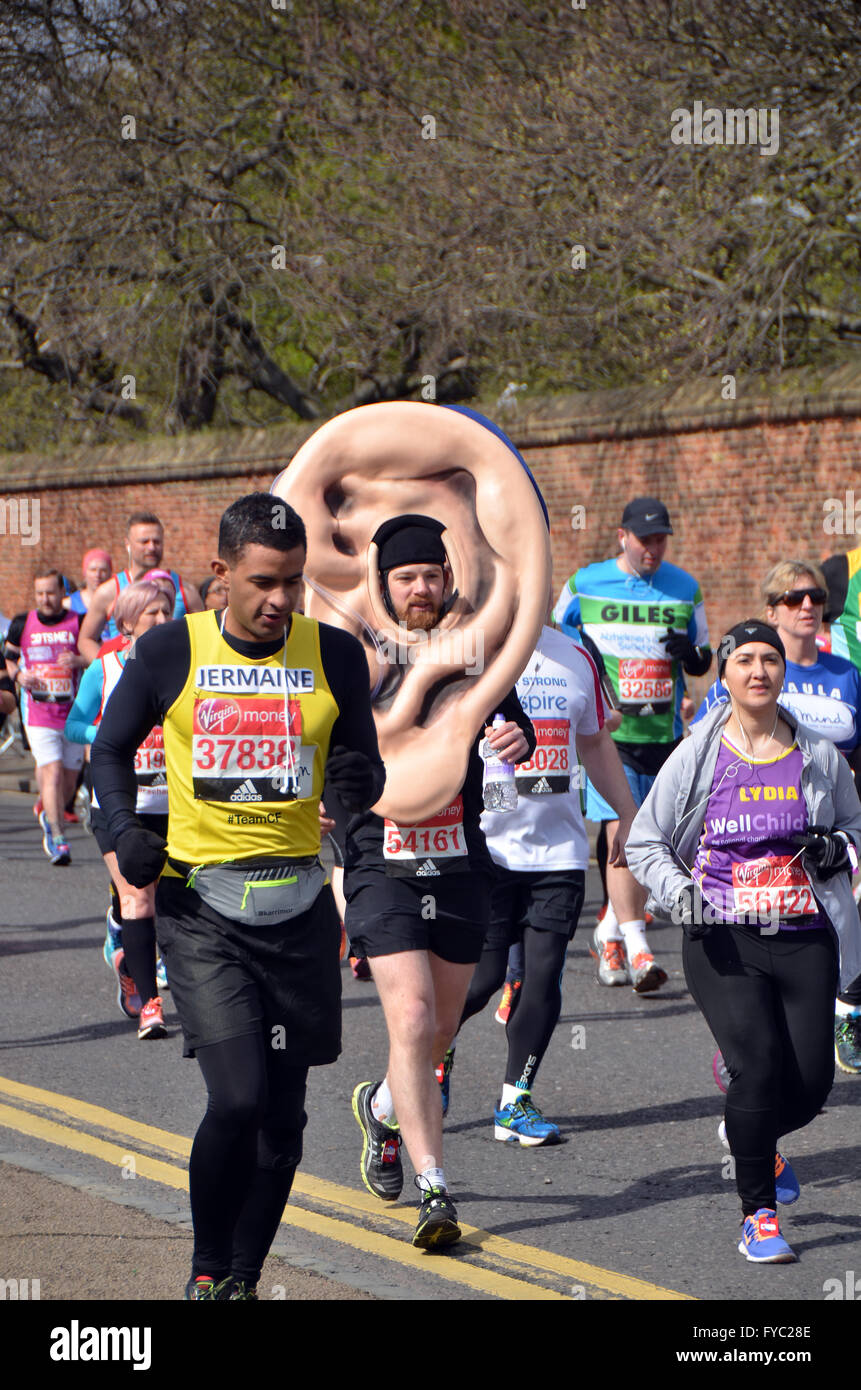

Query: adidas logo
<box><xmin>150</xmin><ymin>772</ymin><xmax>167</xmax><ymax>786</ymax></box>
<box><xmin>639</xmin><ymin>702</ymin><xmax>655</xmax><ymax>716</ymax></box>
<box><xmin>230</xmin><ymin>779</ymin><xmax>263</xmax><ymax>802</ymax></box>
<box><xmin>415</xmin><ymin>859</ymin><xmax>440</xmax><ymax>877</ymax></box>
<box><xmin>531</xmin><ymin>776</ymin><xmax>552</xmax><ymax>793</ymax></box>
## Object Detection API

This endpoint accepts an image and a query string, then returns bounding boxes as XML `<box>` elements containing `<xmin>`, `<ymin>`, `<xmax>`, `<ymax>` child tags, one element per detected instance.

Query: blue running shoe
<box><xmin>775</xmin><ymin>1150</ymin><xmax>800</xmax><ymax>1205</ymax></box>
<box><xmin>435</xmin><ymin>1048</ymin><xmax>455</xmax><ymax>1117</ymax></box>
<box><xmin>156</xmin><ymin>956</ymin><xmax>169</xmax><ymax>992</ymax></box>
<box><xmin>103</xmin><ymin>908</ymin><xmax>122</xmax><ymax>968</ymax></box>
<box><xmin>494</xmin><ymin>1094</ymin><xmax>560</xmax><ymax>1147</ymax></box>
<box><xmin>737</xmin><ymin>1209</ymin><xmax>796</xmax><ymax>1263</ymax></box>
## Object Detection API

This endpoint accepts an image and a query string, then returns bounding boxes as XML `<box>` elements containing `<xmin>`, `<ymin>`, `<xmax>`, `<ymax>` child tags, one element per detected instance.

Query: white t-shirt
<box><xmin>482</xmin><ymin>626</ymin><xmax>604</xmax><ymax>871</ymax></box>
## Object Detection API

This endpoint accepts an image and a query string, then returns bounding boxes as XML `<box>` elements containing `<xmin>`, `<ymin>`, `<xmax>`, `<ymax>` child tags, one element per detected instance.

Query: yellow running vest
<box><xmin>162</xmin><ymin>611</ymin><xmax>338</xmax><ymax>868</ymax></box>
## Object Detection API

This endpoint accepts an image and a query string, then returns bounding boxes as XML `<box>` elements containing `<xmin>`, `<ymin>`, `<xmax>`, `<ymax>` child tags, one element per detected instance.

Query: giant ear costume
<box><xmin>272</xmin><ymin>401</ymin><xmax>550</xmax><ymax>822</ymax></box>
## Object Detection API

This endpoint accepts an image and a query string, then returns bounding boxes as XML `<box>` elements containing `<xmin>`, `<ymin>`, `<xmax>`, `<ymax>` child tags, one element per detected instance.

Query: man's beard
<box><xmin>398</xmin><ymin>602</ymin><xmax>440</xmax><ymax>632</ymax></box>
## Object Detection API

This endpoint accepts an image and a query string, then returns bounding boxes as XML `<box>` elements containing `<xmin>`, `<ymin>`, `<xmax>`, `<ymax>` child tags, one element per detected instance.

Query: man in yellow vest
<box><xmin>92</xmin><ymin>492</ymin><xmax>384</xmax><ymax>1300</ymax></box>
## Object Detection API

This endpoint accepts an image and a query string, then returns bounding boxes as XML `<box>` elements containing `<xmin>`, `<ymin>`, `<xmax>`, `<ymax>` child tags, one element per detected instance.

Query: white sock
<box><xmin>500</xmin><ymin>1082</ymin><xmax>528</xmax><ymax>1108</ymax></box>
<box><xmin>420</xmin><ymin>1165</ymin><xmax>447</xmax><ymax>1192</ymax></box>
<box><xmin>597</xmin><ymin>900</ymin><xmax>621</xmax><ymax>943</ymax></box>
<box><xmin>835</xmin><ymin>999</ymin><xmax>861</xmax><ymax>1018</ymax></box>
<box><xmin>370</xmin><ymin>1077</ymin><xmax>396</xmax><ymax>1127</ymax></box>
<box><xmin>618</xmin><ymin>919</ymin><xmax>649</xmax><ymax>958</ymax></box>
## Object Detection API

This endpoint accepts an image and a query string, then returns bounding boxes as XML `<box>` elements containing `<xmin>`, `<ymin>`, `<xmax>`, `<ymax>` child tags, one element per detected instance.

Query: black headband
<box><xmin>718</xmin><ymin>620</ymin><xmax>786</xmax><ymax>679</ymax></box>
<box><xmin>372</xmin><ymin>514</ymin><xmax>447</xmax><ymax>573</ymax></box>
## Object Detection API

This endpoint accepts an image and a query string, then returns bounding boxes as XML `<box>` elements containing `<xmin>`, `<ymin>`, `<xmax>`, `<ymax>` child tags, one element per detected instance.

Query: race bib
<box><xmin>617</xmin><ymin>657</ymin><xmax>672</xmax><ymax>706</ymax></box>
<box><xmin>191</xmin><ymin>694</ymin><xmax>316</xmax><ymax>803</ymax></box>
<box><xmin>515</xmin><ymin>718</ymin><xmax>571</xmax><ymax>793</ymax></box>
<box><xmin>383</xmin><ymin>796</ymin><xmax>467</xmax><ymax>877</ymax></box>
<box><xmin>731</xmin><ymin>856</ymin><xmax>816</xmax><ymax>918</ymax></box>
<box><xmin>135</xmin><ymin>726</ymin><xmax>165</xmax><ymax>783</ymax></box>
<box><xmin>29</xmin><ymin>661</ymin><xmax>73</xmax><ymax>703</ymax></box>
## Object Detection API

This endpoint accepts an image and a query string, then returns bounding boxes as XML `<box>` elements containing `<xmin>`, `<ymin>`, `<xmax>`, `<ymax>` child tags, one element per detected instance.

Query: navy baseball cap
<box><xmin>620</xmin><ymin>497</ymin><xmax>673</xmax><ymax>537</ymax></box>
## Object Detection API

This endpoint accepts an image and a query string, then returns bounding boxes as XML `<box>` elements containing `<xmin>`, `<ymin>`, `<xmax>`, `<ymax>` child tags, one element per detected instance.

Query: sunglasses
<box><xmin>769</xmin><ymin>588</ymin><xmax>827</xmax><ymax>608</ymax></box>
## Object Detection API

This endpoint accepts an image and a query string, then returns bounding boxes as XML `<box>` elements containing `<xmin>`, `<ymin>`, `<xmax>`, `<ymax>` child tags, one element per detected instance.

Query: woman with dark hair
<box><xmin>66</xmin><ymin>580</ymin><xmax>172</xmax><ymax>1039</ymax></box>
<box><xmin>627</xmin><ymin>620</ymin><xmax>861</xmax><ymax>1263</ymax></box>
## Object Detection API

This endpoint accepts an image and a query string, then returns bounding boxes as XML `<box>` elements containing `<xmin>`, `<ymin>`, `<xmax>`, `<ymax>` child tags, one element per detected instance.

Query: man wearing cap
<box><xmin>554</xmin><ymin>497</ymin><xmax>712</xmax><ymax>989</ymax></box>
<box><xmin>344</xmin><ymin>513</ymin><xmax>535</xmax><ymax>1250</ymax></box>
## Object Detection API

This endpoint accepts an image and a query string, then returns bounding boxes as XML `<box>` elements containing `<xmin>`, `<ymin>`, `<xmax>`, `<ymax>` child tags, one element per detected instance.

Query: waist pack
<box><xmin>186</xmin><ymin>856</ymin><xmax>326</xmax><ymax>926</ymax></box>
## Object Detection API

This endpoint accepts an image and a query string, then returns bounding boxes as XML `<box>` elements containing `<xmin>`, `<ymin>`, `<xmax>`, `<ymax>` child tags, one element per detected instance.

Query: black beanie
<box><xmin>717</xmin><ymin>620</ymin><xmax>786</xmax><ymax>679</ymax></box>
<box><xmin>372</xmin><ymin>514</ymin><xmax>447</xmax><ymax>572</ymax></box>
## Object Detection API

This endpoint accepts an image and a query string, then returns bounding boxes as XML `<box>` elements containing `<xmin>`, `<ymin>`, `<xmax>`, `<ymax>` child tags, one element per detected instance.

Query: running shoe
<box><xmin>712</xmin><ymin>1051</ymin><xmax>730</xmax><ymax>1093</ymax></box>
<box><xmin>494</xmin><ymin>1094</ymin><xmax>560</xmax><ymax>1146</ymax></box>
<box><xmin>138</xmin><ymin>997</ymin><xmax>167</xmax><ymax>1040</ymax></box>
<box><xmin>156</xmin><ymin>956</ymin><xmax>169</xmax><ymax>992</ymax></box>
<box><xmin>351</xmin><ymin>1081</ymin><xmax>403</xmax><ymax>1200</ymax></box>
<box><xmin>412</xmin><ymin>1176</ymin><xmax>461</xmax><ymax>1249</ymax></box>
<box><xmin>216</xmin><ymin>1278</ymin><xmax>258</xmax><ymax>1300</ymax></box>
<box><xmin>628</xmin><ymin>950</ymin><xmax>667</xmax><ymax>993</ymax></box>
<box><xmin>103</xmin><ymin>908</ymin><xmax>122</xmax><ymax>967</ymax></box>
<box><xmin>184</xmin><ymin>1274</ymin><xmax>225</xmax><ymax>1300</ymax></box>
<box><xmin>494</xmin><ymin>978</ymin><xmax>522</xmax><ymax>1024</ymax></box>
<box><xmin>33</xmin><ymin>798</ymin><xmax>43</xmax><ymax>818</ymax></box>
<box><xmin>113</xmin><ymin>950</ymin><xmax>142</xmax><ymax>1019</ymax></box>
<box><xmin>63</xmin><ymin>810</ymin><xmax>79</xmax><ymax>825</ymax></box>
<box><xmin>774</xmin><ymin>1151</ymin><xmax>800</xmax><ymax>1206</ymax></box>
<box><xmin>350</xmin><ymin>955</ymin><xmax>372</xmax><ymax>981</ymax></box>
<box><xmin>737</xmin><ymin>1209</ymin><xmax>796</xmax><ymax>1264</ymax></box>
<box><xmin>39</xmin><ymin>811</ymin><xmax>70</xmax><ymax>865</ymax></box>
<box><xmin>835</xmin><ymin>1014</ymin><xmax>861</xmax><ymax>1073</ymax></box>
<box><xmin>589</xmin><ymin>927</ymin><xmax>628</xmax><ymax>986</ymax></box>
<box><xmin>435</xmin><ymin>1048</ymin><xmax>455</xmax><ymax>1117</ymax></box>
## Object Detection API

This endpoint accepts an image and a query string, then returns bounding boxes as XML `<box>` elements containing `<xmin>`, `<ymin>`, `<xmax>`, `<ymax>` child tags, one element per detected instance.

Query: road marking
<box><xmin>0</xmin><ymin>1074</ymin><xmax>692</xmax><ymax>1300</ymax></box>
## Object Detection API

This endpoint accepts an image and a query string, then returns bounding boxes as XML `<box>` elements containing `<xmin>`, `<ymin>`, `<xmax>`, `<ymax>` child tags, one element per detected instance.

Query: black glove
<box><xmin>325</xmin><ymin>745</ymin><xmax>377</xmax><ymax>812</ymax></box>
<box><xmin>114</xmin><ymin>826</ymin><xmax>168</xmax><ymax>888</ymax></box>
<box><xmin>660</xmin><ymin>628</ymin><xmax>698</xmax><ymax>664</ymax></box>
<box><xmin>791</xmin><ymin>826</ymin><xmax>853</xmax><ymax>880</ymax></box>
<box><xmin>673</xmin><ymin>882</ymin><xmax>711</xmax><ymax>939</ymax></box>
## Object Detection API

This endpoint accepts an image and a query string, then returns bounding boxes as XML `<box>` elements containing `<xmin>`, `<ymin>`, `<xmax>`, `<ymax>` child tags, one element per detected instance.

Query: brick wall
<box><xmin>2</xmin><ymin>371</ymin><xmax>860</xmax><ymax>716</ymax></box>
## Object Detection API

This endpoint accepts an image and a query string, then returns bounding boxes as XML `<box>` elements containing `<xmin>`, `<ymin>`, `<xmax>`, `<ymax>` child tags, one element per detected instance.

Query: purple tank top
<box><xmin>19</xmin><ymin>609</ymin><xmax>81</xmax><ymax>730</ymax></box>
<box><xmin>692</xmin><ymin>736</ymin><xmax>825</xmax><ymax>930</ymax></box>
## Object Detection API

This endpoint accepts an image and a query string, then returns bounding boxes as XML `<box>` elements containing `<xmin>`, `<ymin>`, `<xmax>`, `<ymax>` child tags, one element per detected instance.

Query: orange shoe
<box><xmin>494</xmin><ymin>979</ymin><xmax>522</xmax><ymax>1024</ymax></box>
<box><xmin>138</xmin><ymin>997</ymin><xmax>167</xmax><ymax>1040</ymax></box>
<box><xmin>629</xmin><ymin>951</ymin><xmax>667</xmax><ymax>994</ymax></box>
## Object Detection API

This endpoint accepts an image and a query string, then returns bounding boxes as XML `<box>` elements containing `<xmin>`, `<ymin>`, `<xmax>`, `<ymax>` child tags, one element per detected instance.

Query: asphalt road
<box><xmin>1</xmin><ymin>790</ymin><xmax>860</xmax><ymax>1320</ymax></box>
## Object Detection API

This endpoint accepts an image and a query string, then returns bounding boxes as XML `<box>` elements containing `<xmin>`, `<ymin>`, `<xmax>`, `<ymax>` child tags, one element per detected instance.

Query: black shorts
<box><xmin>91</xmin><ymin>809</ymin><xmax>168</xmax><ymax>859</ymax></box>
<box><xmin>485</xmin><ymin>865</ymin><xmax>586</xmax><ymax>950</ymax></box>
<box><xmin>155</xmin><ymin>875</ymin><xmax>342</xmax><ymax>1063</ymax></box>
<box><xmin>345</xmin><ymin>870</ymin><xmax>489</xmax><ymax>965</ymax></box>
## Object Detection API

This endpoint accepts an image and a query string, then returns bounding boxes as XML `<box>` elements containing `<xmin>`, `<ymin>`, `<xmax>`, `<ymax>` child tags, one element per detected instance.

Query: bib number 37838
<box><xmin>191</xmin><ymin>694</ymin><xmax>315</xmax><ymax>802</ymax></box>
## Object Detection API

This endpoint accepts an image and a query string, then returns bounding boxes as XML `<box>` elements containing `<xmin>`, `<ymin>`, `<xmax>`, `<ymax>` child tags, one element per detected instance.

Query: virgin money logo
<box><xmin>736</xmin><ymin>861</ymin><xmax>773</xmax><ymax>887</ymax></box>
<box><xmin>197</xmin><ymin>698</ymin><xmax>241</xmax><ymax>735</ymax></box>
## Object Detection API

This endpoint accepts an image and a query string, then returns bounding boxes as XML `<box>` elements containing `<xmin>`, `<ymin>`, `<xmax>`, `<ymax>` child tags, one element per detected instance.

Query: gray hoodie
<box><xmin>625</xmin><ymin>702</ymin><xmax>861</xmax><ymax>989</ymax></box>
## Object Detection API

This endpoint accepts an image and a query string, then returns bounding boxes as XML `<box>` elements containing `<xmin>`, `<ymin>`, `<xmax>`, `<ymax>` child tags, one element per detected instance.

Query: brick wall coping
<box><xmin>1</xmin><ymin>362</ymin><xmax>859</xmax><ymax>492</ymax></box>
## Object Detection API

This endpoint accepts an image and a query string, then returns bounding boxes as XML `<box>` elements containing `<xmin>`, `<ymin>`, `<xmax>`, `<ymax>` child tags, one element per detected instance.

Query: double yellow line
<box><xmin>0</xmin><ymin>1074</ymin><xmax>691</xmax><ymax>1301</ymax></box>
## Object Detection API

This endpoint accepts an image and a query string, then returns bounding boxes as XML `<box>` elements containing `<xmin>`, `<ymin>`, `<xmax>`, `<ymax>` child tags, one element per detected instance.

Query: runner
<box><xmin>4</xmin><ymin>567</ymin><xmax>85</xmax><ymax>864</ymax></box>
<box><xmin>694</xmin><ymin>560</ymin><xmax>861</xmax><ymax>1080</ymax></box>
<box><xmin>627</xmin><ymin>620</ymin><xmax>861</xmax><ymax>1262</ymax></box>
<box><xmin>66</xmin><ymin>548</ymin><xmax>113</xmax><ymax>634</ymax></box>
<box><xmin>441</xmin><ymin>622</ymin><xmax>638</xmax><ymax>1144</ymax></box>
<box><xmin>66</xmin><ymin>580</ymin><xmax>173</xmax><ymax>1038</ymax></box>
<box><xmin>346</xmin><ymin>514</ymin><xmax>535</xmax><ymax>1247</ymax></box>
<box><xmin>554</xmin><ymin>496</ymin><xmax>712</xmax><ymax>990</ymax></box>
<box><xmin>91</xmin><ymin>492</ymin><xmax>383</xmax><ymax>1300</ymax></box>
<box><xmin>200</xmin><ymin>575</ymin><xmax>229</xmax><ymax>611</ymax></box>
<box><xmin>78</xmin><ymin>511</ymin><xmax>202</xmax><ymax>662</ymax></box>
<box><xmin>0</xmin><ymin>646</ymin><xmax>15</xmax><ymax>719</ymax></box>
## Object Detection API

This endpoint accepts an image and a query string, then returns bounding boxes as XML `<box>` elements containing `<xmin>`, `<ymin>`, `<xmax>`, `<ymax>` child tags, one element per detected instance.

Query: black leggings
<box><xmin>190</xmin><ymin>1032</ymin><xmax>308</xmax><ymax>1284</ymax></box>
<box><xmin>684</xmin><ymin>925</ymin><xmax>837</xmax><ymax>1215</ymax></box>
<box><xmin>459</xmin><ymin>927</ymin><xmax>569</xmax><ymax>1090</ymax></box>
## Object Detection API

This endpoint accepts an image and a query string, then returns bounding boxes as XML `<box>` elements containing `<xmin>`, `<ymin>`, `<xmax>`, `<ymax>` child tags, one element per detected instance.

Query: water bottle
<box><xmin>483</xmin><ymin>713</ymin><xmax>517</xmax><ymax>812</ymax></box>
